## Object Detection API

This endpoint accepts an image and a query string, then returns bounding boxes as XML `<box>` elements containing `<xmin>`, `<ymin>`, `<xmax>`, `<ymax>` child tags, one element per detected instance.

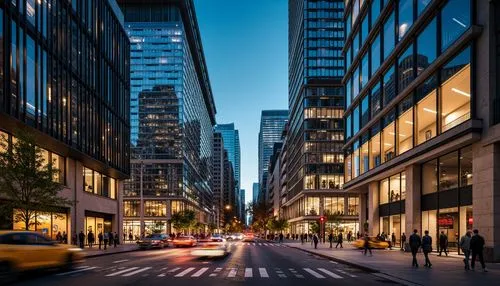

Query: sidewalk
<box><xmin>79</xmin><ymin>243</ymin><xmax>139</xmax><ymax>258</ymax></box>
<box><xmin>285</xmin><ymin>241</ymin><xmax>499</xmax><ymax>286</ymax></box>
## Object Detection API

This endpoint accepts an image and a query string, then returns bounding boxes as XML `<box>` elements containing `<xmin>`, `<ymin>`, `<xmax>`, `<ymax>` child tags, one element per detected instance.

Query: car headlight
<box><xmin>68</xmin><ymin>248</ymin><xmax>83</xmax><ymax>252</ymax></box>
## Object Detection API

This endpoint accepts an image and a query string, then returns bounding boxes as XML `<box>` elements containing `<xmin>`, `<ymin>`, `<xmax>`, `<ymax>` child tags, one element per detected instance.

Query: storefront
<box><xmin>378</xmin><ymin>172</ymin><xmax>406</xmax><ymax>245</ymax></box>
<box><xmin>84</xmin><ymin>211</ymin><xmax>112</xmax><ymax>242</ymax></box>
<box><xmin>421</xmin><ymin>146</ymin><xmax>473</xmax><ymax>253</ymax></box>
<box><xmin>12</xmin><ymin>209</ymin><xmax>68</xmax><ymax>240</ymax></box>
<box><xmin>123</xmin><ymin>220</ymin><xmax>141</xmax><ymax>241</ymax></box>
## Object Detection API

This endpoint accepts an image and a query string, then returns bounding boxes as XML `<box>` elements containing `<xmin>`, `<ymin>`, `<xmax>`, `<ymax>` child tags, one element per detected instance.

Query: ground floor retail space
<box><xmin>288</xmin><ymin>219</ymin><xmax>360</xmax><ymax>241</ymax></box>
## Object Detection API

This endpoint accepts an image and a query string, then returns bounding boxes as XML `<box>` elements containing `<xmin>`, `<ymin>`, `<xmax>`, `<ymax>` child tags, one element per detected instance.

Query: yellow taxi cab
<box><xmin>0</xmin><ymin>230</ymin><xmax>84</xmax><ymax>279</ymax></box>
<box><xmin>353</xmin><ymin>236</ymin><xmax>390</xmax><ymax>249</ymax></box>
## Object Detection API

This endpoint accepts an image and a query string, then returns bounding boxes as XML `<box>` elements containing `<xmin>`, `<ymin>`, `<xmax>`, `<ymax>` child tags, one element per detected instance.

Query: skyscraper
<box><xmin>119</xmin><ymin>0</ymin><xmax>216</xmax><ymax>237</ymax></box>
<box><xmin>258</xmin><ymin>110</ymin><xmax>288</xmax><ymax>201</ymax></box>
<box><xmin>284</xmin><ymin>0</ymin><xmax>351</xmax><ymax>236</ymax></box>
<box><xmin>215</xmin><ymin>123</ymin><xmax>241</xmax><ymax>190</ymax></box>
<box><xmin>212</xmin><ymin>132</ymin><xmax>225</xmax><ymax>229</ymax></box>
<box><xmin>252</xmin><ymin>183</ymin><xmax>260</xmax><ymax>203</ymax></box>
<box><xmin>0</xmin><ymin>0</ymin><xmax>130</xmax><ymax>241</ymax></box>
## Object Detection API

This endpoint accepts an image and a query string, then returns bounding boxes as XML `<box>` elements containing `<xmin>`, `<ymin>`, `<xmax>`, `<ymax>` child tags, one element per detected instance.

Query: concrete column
<box><xmin>116</xmin><ymin>180</ymin><xmax>124</xmax><ymax>242</ymax></box>
<box><xmin>405</xmin><ymin>164</ymin><xmax>421</xmax><ymax>235</ymax></box>
<box><xmin>367</xmin><ymin>181</ymin><xmax>379</xmax><ymax>236</ymax></box>
<box><xmin>359</xmin><ymin>192</ymin><xmax>367</xmax><ymax>230</ymax></box>
<box><xmin>472</xmin><ymin>142</ymin><xmax>500</xmax><ymax>262</ymax></box>
<box><xmin>319</xmin><ymin>196</ymin><xmax>324</xmax><ymax>216</ymax></box>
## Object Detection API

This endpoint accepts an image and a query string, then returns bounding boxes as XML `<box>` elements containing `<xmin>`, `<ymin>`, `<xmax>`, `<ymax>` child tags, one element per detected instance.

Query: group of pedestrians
<box><xmin>76</xmin><ymin>230</ymin><xmax>119</xmax><ymax>250</ymax></box>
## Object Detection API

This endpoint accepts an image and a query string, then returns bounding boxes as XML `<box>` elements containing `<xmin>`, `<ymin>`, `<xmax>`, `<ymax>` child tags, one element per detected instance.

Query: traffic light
<box><xmin>319</xmin><ymin>216</ymin><xmax>325</xmax><ymax>223</ymax></box>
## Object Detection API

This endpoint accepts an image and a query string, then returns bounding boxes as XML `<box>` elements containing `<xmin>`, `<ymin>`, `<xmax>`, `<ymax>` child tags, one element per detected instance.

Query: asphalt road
<box><xmin>14</xmin><ymin>239</ymin><xmax>399</xmax><ymax>286</ymax></box>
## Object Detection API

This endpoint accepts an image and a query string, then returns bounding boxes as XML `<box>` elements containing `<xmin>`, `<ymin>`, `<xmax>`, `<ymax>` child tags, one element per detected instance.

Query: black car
<box><xmin>138</xmin><ymin>234</ymin><xmax>169</xmax><ymax>249</ymax></box>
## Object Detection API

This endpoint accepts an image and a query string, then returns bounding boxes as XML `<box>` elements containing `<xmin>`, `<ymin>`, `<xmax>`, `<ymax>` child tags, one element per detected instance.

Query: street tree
<box><xmin>247</xmin><ymin>200</ymin><xmax>272</xmax><ymax>234</ymax></box>
<box><xmin>267</xmin><ymin>216</ymin><xmax>289</xmax><ymax>234</ymax></box>
<box><xmin>169</xmin><ymin>210</ymin><xmax>197</xmax><ymax>234</ymax></box>
<box><xmin>0</xmin><ymin>130</ymin><xmax>70</xmax><ymax>230</ymax></box>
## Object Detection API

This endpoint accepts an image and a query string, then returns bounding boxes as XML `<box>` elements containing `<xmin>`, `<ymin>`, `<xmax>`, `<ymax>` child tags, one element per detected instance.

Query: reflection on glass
<box><xmin>439</xmin><ymin>151</ymin><xmax>459</xmax><ymax>191</ymax></box>
<box><xmin>382</xmin><ymin>122</ymin><xmax>395</xmax><ymax>163</ymax></box>
<box><xmin>398</xmin><ymin>44</ymin><xmax>414</xmax><ymax>92</ymax></box>
<box><xmin>383</xmin><ymin>11</ymin><xmax>395</xmax><ymax>60</ymax></box>
<box><xmin>417</xmin><ymin>18</ymin><xmax>437</xmax><ymax>75</ymax></box>
<box><xmin>369</xmin><ymin>132</ymin><xmax>381</xmax><ymax>169</ymax></box>
<box><xmin>441</xmin><ymin>0</ymin><xmax>470</xmax><ymax>51</ymax></box>
<box><xmin>371</xmin><ymin>33</ymin><xmax>381</xmax><ymax>74</ymax></box>
<box><xmin>371</xmin><ymin>82</ymin><xmax>381</xmax><ymax>118</ymax></box>
<box><xmin>416</xmin><ymin>90</ymin><xmax>437</xmax><ymax>144</ymax></box>
<box><xmin>422</xmin><ymin>159</ymin><xmax>438</xmax><ymax>194</ymax></box>
<box><xmin>441</xmin><ymin>64</ymin><xmax>470</xmax><ymax>132</ymax></box>
<box><xmin>460</xmin><ymin>146</ymin><xmax>472</xmax><ymax>187</ymax></box>
<box><xmin>397</xmin><ymin>108</ymin><xmax>413</xmax><ymax>155</ymax></box>
<box><xmin>360</xmin><ymin>141</ymin><xmax>369</xmax><ymax>174</ymax></box>
<box><xmin>380</xmin><ymin>178</ymin><xmax>389</xmax><ymax>204</ymax></box>
<box><xmin>398</xmin><ymin>0</ymin><xmax>413</xmax><ymax>40</ymax></box>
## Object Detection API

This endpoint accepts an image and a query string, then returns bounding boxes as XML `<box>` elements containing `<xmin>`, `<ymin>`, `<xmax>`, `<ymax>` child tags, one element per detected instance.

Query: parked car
<box><xmin>191</xmin><ymin>237</ymin><xmax>228</xmax><ymax>257</ymax></box>
<box><xmin>208</xmin><ymin>234</ymin><xmax>225</xmax><ymax>242</ymax></box>
<box><xmin>0</xmin><ymin>231</ymin><xmax>84</xmax><ymax>280</ymax></box>
<box><xmin>353</xmin><ymin>236</ymin><xmax>390</xmax><ymax>249</ymax></box>
<box><xmin>137</xmin><ymin>234</ymin><xmax>169</xmax><ymax>249</ymax></box>
<box><xmin>242</xmin><ymin>233</ymin><xmax>255</xmax><ymax>242</ymax></box>
<box><xmin>172</xmin><ymin>236</ymin><xmax>197</xmax><ymax>247</ymax></box>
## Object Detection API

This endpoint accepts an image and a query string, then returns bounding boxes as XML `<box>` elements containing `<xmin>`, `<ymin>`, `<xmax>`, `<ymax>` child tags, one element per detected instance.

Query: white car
<box><xmin>191</xmin><ymin>238</ymin><xmax>228</xmax><ymax>257</ymax></box>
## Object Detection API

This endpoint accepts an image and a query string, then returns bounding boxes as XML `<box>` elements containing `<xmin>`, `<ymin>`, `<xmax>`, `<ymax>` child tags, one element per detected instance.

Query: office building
<box><xmin>342</xmin><ymin>0</ymin><xmax>500</xmax><ymax>261</ymax></box>
<box><xmin>223</xmin><ymin>151</ymin><xmax>237</xmax><ymax>224</ymax></box>
<box><xmin>212</xmin><ymin>132</ymin><xmax>225</xmax><ymax>230</ymax></box>
<box><xmin>258</xmin><ymin>110</ymin><xmax>288</xmax><ymax>201</ymax></box>
<box><xmin>0</xmin><ymin>0</ymin><xmax>130</xmax><ymax>242</ymax></box>
<box><xmin>119</xmin><ymin>0</ymin><xmax>216</xmax><ymax>237</ymax></box>
<box><xmin>284</xmin><ymin>0</ymin><xmax>358</xmax><ymax>237</ymax></box>
<box><xmin>252</xmin><ymin>183</ymin><xmax>260</xmax><ymax>203</ymax></box>
<box><xmin>240</xmin><ymin>189</ymin><xmax>246</xmax><ymax>223</ymax></box>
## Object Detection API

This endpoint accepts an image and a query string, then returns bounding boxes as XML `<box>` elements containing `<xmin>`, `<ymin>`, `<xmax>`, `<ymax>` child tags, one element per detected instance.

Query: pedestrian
<box><xmin>357</xmin><ymin>231</ymin><xmax>360</xmax><ymax>239</ymax></box>
<box><xmin>63</xmin><ymin>231</ymin><xmax>68</xmax><ymax>244</ymax></box>
<box><xmin>78</xmin><ymin>230</ymin><xmax>85</xmax><ymax>249</ymax></box>
<box><xmin>114</xmin><ymin>232</ymin><xmax>119</xmax><ymax>247</ymax></box>
<box><xmin>459</xmin><ymin>231</ymin><xmax>472</xmax><ymax>270</ymax></box>
<box><xmin>103</xmin><ymin>232</ymin><xmax>109</xmax><ymax>250</ymax></box>
<box><xmin>328</xmin><ymin>232</ymin><xmax>333</xmax><ymax>248</ymax></box>
<box><xmin>87</xmin><ymin>230</ymin><xmax>94</xmax><ymax>248</ymax></box>
<box><xmin>56</xmin><ymin>231</ymin><xmax>62</xmax><ymax>243</ymax></box>
<box><xmin>313</xmin><ymin>233</ymin><xmax>319</xmax><ymax>249</ymax></box>
<box><xmin>129</xmin><ymin>232</ymin><xmax>133</xmax><ymax>242</ymax></box>
<box><xmin>422</xmin><ymin>230</ymin><xmax>433</xmax><ymax>268</ymax></box>
<box><xmin>401</xmin><ymin>233</ymin><xmax>407</xmax><ymax>251</ymax></box>
<box><xmin>438</xmin><ymin>231</ymin><xmax>448</xmax><ymax>256</ymax></box>
<box><xmin>335</xmin><ymin>231</ymin><xmax>343</xmax><ymax>248</ymax></box>
<box><xmin>470</xmin><ymin>229</ymin><xmax>487</xmax><ymax>272</ymax></box>
<box><xmin>109</xmin><ymin>231</ymin><xmax>114</xmax><ymax>247</ymax></box>
<box><xmin>363</xmin><ymin>233</ymin><xmax>372</xmax><ymax>256</ymax></box>
<box><xmin>391</xmin><ymin>233</ymin><xmax>396</xmax><ymax>250</ymax></box>
<box><xmin>300</xmin><ymin>233</ymin><xmax>304</xmax><ymax>244</ymax></box>
<box><xmin>279</xmin><ymin>233</ymin><xmax>284</xmax><ymax>243</ymax></box>
<box><xmin>98</xmin><ymin>232</ymin><xmax>103</xmax><ymax>249</ymax></box>
<box><xmin>409</xmin><ymin>229</ymin><xmax>421</xmax><ymax>268</ymax></box>
<box><xmin>347</xmin><ymin>231</ymin><xmax>352</xmax><ymax>243</ymax></box>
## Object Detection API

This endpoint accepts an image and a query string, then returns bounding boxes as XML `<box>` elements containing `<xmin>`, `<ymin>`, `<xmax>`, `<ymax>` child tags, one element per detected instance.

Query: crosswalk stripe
<box><xmin>158</xmin><ymin>273</ymin><xmax>166</xmax><ymax>277</ymax></box>
<box><xmin>214</xmin><ymin>267</ymin><xmax>223</xmax><ymax>272</ymax></box>
<box><xmin>192</xmin><ymin>267</ymin><xmax>209</xmax><ymax>277</ymax></box>
<box><xmin>175</xmin><ymin>267</ymin><xmax>195</xmax><ymax>277</ymax></box>
<box><xmin>258</xmin><ymin>243</ymin><xmax>262</xmax><ymax>246</ymax></box>
<box><xmin>303</xmin><ymin>268</ymin><xmax>325</xmax><ymax>279</ymax></box>
<box><xmin>245</xmin><ymin>268</ymin><xmax>253</xmax><ymax>278</ymax></box>
<box><xmin>259</xmin><ymin>268</ymin><xmax>269</xmax><ymax>278</ymax></box>
<box><xmin>106</xmin><ymin>267</ymin><xmax>139</xmax><ymax>277</ymax></box>
<box><xmin>113</xmin><ymin>259</ymin><xmax>129</xmax><ymax>263</ymax></box>
<box><xmin>252</xmin><ymin>243</ymin><xmax>256</xmax><ymax>245</ymax></box>
<box><xmin>317</xmin><ymin>268</ymin><xmax>343</xmax><ymax>279</ymax></box>
<box><xmin>168</xmin><ymin>267</ymin><xmax>181</xmax><ymax>273</ymax></box>
<box><xmin>57</xmin><ymin>266</ymin><xmax>97</xmax><ymax>276</ymax></box>
<box><xmin>123</xmin><ymin>267</ymin><xmax>152</xmax><ymax>277</ymax></box>
<box><xmin>227</xmin><ymin>268</ymin><xmax>237</xmax><ymax>278</ymax></box>
<box><xmin>335</xmin><ymin>269</ymin><xmax>357</xmax><ymax>277</ymax></box>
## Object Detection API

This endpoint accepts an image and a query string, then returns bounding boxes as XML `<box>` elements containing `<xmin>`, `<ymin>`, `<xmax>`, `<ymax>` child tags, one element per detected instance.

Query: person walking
<box><xmin>335</xmin><ymin>231</ymin><xmax>343</xmax><ymax>248</ymax></box>
<box><xmin>78</xmin><ymin>231</ymin><xmax>85</xmax><ymax>249</ymax></box>
<box><xmin>114</xmin><ymin>232</ymin><xmax>119</xmax><ymax>247</ymax></box>
<box><xmin>279</xmin><ymin>233</ymin><xmax>284</xmax><ymax>243</ymax></box>
<box><xmin>108</xmin><ymin>231</ymin><xmax>114</xmax><ymax>247</ymax></box>
<box><xmin>409</xmin><ymin>229</ymin><xmax>421</xmax><ymax>268</ymax></box>
<box><xmin>470</xmin><ymin>229</ymin><xmax>487</xmax><ymax>272</ymax></box>
<box><xmin>459</xmin><ymin>231</ymin><xmax>472</xmax><ymax>270</ymax></box>
<box><xmin>300</xmin><ymin>233</ymin><xmax>304</xmax><ymax>244</ymax></box>
<box><xmin>347</xmin><ymin>231</ymin><xmax>352</xmax><ymax>243</ymax></box>
<box><xmin>363</xmin><ymin>233</ymin><xmax>372</xmax><ymax>256</ymax></box>
<box><xmin>98</xmin><ymin>232</ymin><xmax>103</xmax><ymax>250</ymax></box>
<box><xmin>313</xmin><ymin>233</ymin><xmax>319</xmax><ymax>249</ymax></box>
<box><xmin>103</xmin><ymin>232</ymin><xmax>109</xmax><ymax>250</ymax></box>
<box><xmin>63</xmin><ymin>231</ymin><xmax>68</xmax><ymax>244</ymax></box>
<box><xmin>391</xmin><ymin>233</ymin><xmax>396</xmax><ymax>250</ymax></box>
<box><xmin>328</xmin><ymin>232</ymin><xmax>333</xmax><ymax>248</ymax></box>
<box><xmin>87</xmin><ymin>230</ymin><xmax>94</xmax><ymax>248</ymax></box>
<box><xmin>422</xmin><ymin>230</ymin><xmax>433</xmax><ymax>268</ymax></box>
<box><xmin>438</xmin><ymin>231</ymin><xmax>448</xmax><ymax>256</ymax></box>
<box><xmin>128</xmin><ymin>232</ymin><xmax>133</xmax><ymax>242</ymax></box>
<box><xmin>401</xmin><ymin>233</ymin><xmax>407</xmax><ymax>251</ymax></box>
<box><xmin>56</xmin><ymin>231</ymin><xmax>62</xmax><ymax>243</ymax></box>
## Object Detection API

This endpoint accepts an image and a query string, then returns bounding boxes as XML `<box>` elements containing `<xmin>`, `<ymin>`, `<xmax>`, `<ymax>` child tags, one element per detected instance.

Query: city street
<box><xmin>14</xmin><ymin>240</ymin><xmax>395</xmax><ymax>286</ymax></box>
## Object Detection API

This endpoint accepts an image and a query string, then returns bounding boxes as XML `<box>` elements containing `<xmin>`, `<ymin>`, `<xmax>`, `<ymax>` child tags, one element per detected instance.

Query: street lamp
<box><xmin>225</xmin><ymin>205</ymin><xmax>231</xmax><ymax>210</ymax></box>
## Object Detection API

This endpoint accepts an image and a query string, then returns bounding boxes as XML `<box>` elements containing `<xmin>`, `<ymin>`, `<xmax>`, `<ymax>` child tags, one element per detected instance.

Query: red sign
<box><xmin>468</xmin><ymin>218</ymin><xmax>473</xmax><ymax>225</ymax></box>
<box><xmin>438</xmin><ymin>217</ymin><xmax>454</xmax><ymax>229</ymax></box>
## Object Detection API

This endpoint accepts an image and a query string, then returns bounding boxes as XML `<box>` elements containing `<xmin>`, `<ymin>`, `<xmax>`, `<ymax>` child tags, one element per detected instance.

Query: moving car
<box><xmin>137</xmin><ymin>234</ymin><xmax>169</xmax><ymax>249</ymax></box>
<box><xmin>172</xmin><ymin>236</ymin><xmax>197</xmax><ymax>247</ymax></box>
<box><xmin>0</xmin><ymin>231</ymin><xmax>84</xmax><ymax>280</ymax></box>
<box><xmin>353</xmin><ymin>236</ymin><xmax>390</xmax><ymax>249</ymax></box>
<box><xmin>191</xmin><ymin>237</ymin><xmax>228</xmax><ymax>257</ymax></box>
<box><xmin>242</xmin><ymin>233</ymin><xmax>255</xmax><ymax>242</ymax></box>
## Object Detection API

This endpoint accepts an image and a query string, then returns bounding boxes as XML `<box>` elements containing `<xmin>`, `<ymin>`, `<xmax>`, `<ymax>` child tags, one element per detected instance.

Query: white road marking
<box><xmin>303</xmin><ymin>268</ymin><xmax>325</xmax><ymax>279</ymax></box>
<box><xmin>227</xmin><ymin>268</ymin><xmax>237</xmax><ymax>277</ymax></box>
<box><xmin>318</xmin><ymin>268</ymin><xmax>343</xmax><ymax>279</ymax></box>
<box><xmin>113</xmin><ymin>259</ymin><xmax>129</xmax><ymax>263</ymax></box>
<box><xmin>330</xmin><ymin>260</ymin><xmax>338</xmax><ymax>264</ymax></box>
<box><xmin>244</xmin><ymin>268</ymin><xmax>253</xmax><ymax>277</ymax></box>
<box><xmin>214</xmin><ymin>267</ymin><xmax>223</xmax><ymax>272</ymax></box>
<box><xmin>57</xmin><ymin>267</ymin><xmax>97</xmax><ymax>276</ymax></box>
<box><xmin>158</xmin><ymin>273</ymin><xmax>166</xmax><ymax>277</ymax></box>
<box><xmin>192</xmin><ymin>267</ymin><xmax>209</xmax><ymax>277</ymax></box>
<box><xmin>336</xmin><ymin>268</ymin><xmax>357</xmax><ymax>277</ymax></box>
<box><xmin>106</xmin><ymin>267</ymin><xmax>139</xmax><ymax>277</ymax></box>
<box><xmin>278</xmin><ymin>274</ymin><xmax>287</xmax><ymax>278</ymax></box>
<box><xmin>175</xmin><ymin>267</ymin><xmax>195</xmax><ymax>277</ymax></box>
<box><xmin>252</xmin><ymin>243</ymin><xmax>256</xmax><ymax>246</ymax></box>
<box><xmin>123</xmin><ymin>267</ymin><xmax>152</xmax><ymax>277</ymax></box>
<box><xmin>258</xmin><ymin>243</ymin><xmax>263</xmax><ymax>246</ymax></box>
<box><xmin>168</xmin><ymin>267</ymin><xmax>181</xmax><ymax>273</ymax></box>
<box><xmin>259</xmin><ymin>268</ymin><xmax>269</xmax><ymax>278</ymax></box>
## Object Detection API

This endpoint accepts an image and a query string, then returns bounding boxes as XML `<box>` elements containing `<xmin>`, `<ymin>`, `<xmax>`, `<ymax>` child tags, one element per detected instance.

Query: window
<box><xmin>361</xmin><ymin>95</ymin><xmax>369</xmax><ymax>127</ymax></box>
<box><xmin>353</xmin><ymin>67</ymin><xmax>360</xmax><ymax>100</ymax></box>
<box><xmin>353</xmin><ymin>142</ymin><xmax>360</xmax><ymax>178</ymax></box>
<box><xmin>417</xmin><ymin>0</ymin><xmax>431</xmax><ymax>15</ymax></box>
<box><xmin>345</xmin><ymin>153</ymin><xmax>352</xmax><ymax>182</ymax></box>
<box><xmin>144</xmin><ymin>200</ymin><xmax>167</xmax><ymax>217</ymax></box>
<box><xmin>440</xmin><ymin>48</ymin><xmax>471</xmax><ymax>132</ymax></box>
<box><xmin>360</xmin><ymin>140</ymin><xmax>369</xmax><ymax>174</ymax></box>
<box><xmin>441</xmin><ymin>0</ymin><xmax>470</xmax><ymax>51</ymax></box>
<box><xmin>353</xmin><ymin>105</ymin><xmax>360</xmax><ymax>135</ymax></box>
<box><xmin>383</xmin><ymin>65</ymin><xmax>396</xmax><ymax>106</ymax></box>
<box><xmin>306</xmin><ymin>197</ymin><xmax>320</xmax><ymax>216</ymax></box>
<box><xmin>51</xmin><ymin>153</ymin><xmax>65</xmax><ymax>184</ymax></box>
<box><xmin>439</xmin><ymin>151</ymin><xmax>459</xmax><ymax>192</ymax></box>
<box><xmin>422</xmin><ymin>159</ymin><xmax>438</xmax><ymax>194</ymax></box>
<box><xmin>416</xmin><ymin>76</ymin><xmax>437</xmax><ymax>145</ymax></box>
<box><xmin>353</xmin><ymin>0</ymin><xmax>360</xmax><ymax>23</ymax></box>
<box><xmin>124</xmin><ymin>201</ymin><xmax>140</xmax><ymax>217</ymax></box>
<box><xmin>417</xmin><ymin>18</ymin><xmax>437</xmax><ymax>75</ymax></box>
<box><xmin>371</xmin><ymin>82</ymin><xmax>381</xmax><ymax>118</ymax></box>
<box><xmin>348</xmin><ymin>197</ymin><xmax>360</xmax><ymax>216</ymax></box>
<box><xmin>346</xmin><ymin>77</ymin><xmax>352</xmax><ymax>108</ymax></box>
<box><xmin>361</xmin><ymin>15</ymin><xmax>369</xmax><ymax>44</ymax></box>
<box><xmin>383</xmin><ymin>11</ymin><xmax>395</xmax><ymax>60</ymax></box>
<box><xmin>382</xmin><ymin>122</ymin><xmax>395</xmax><ymax>163</ymax></box>
<box><xmin>361</xmin><ymin>52</ymin><xmax>369</xmax><ymax>88</ymax></box>
<box><xmin>94</xmin><ymin>172</ymin><xmax>102</xmax><ymax>196</ymax></box>
<box><xmin>171</xmin><ymin>200</ymin><xmax>183</xmax><ymax>214</ymax></box>
<box><xmin>459</xmin><ymin>146</ymin><xmax>472</xmax><ymax>187</ymax></box>
<box><xmin>397</xmin><ymin>97</ymin><xmax>413</xmax><ymax>155</ymax></box>
<box><xmin>346</xmin><ymin>114</ymin><xmax>352</xmax><ymax>140</ymax></box>
<box><xmin>346</xmin><ymin>46</ymin><xmax>352</xmax><ymax>71</ymax></box>
<box><xmin>371</xmin><ymin>0</ymin><xmax>381</xmax><ymax>24</ymax></box>
<box><xmin>371</xmin><ymin>33</ymin><xmax>381</xmax><ymax>74</ymax></box>
<box><xmin>82</xmin><ymin>166</ymin><xmax>116</xmax><ymax>199</ymax></box>
<box><xmin>398</xmin><ymin>0</ymin><xmax>413</xmax><ymax>41</ymax></box>
<box><xmin>369</xmin><ymin>126</ymin><xmax>381</xmax><ymax>169</ymax></box>
<box><xmin>26</xmin><ymin>36</ymin><xmax>36</xmax><ymax>118</ymax></box>
<box><xmin>84</xmin><ymin>167</ymin><xmax>93</xmax><ymax>193</ymax></box>
<box><xmin>380</xmin><ymin>178</ymin><xmax>389</xmax><ymax>204</ymax></box>
<box><xmin>398</xmin><ymin>44</ymin><xmax>414</xmax><ymax>92</ymax></box>
<box><xmin>346</xmin><ymin>14</ymin><xmax>352</xmax><ymax>38</ymax></box>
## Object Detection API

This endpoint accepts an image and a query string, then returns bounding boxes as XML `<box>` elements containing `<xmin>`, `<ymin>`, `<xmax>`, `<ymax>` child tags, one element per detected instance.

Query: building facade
<box><xmin>223</xmin><ymin>151</ymin><xmax>237</xmax><ymax>225</ymax></box>
<box><xmin>119</xmin><ymin>0</ymin><xmax>216</xmax><ymax>238</ymax></box>
<box><xmin>284</xmin><ymin>0</ymin><xmax>358</xmax><ymax>237</ymax></box>
<box><xmin>212</xmin><ymin>132</ymin><xmax>225</xmax><ymax>230</ymax></box>
<box><xmin>342</xmin><ymin>0</ymin><xmax>500</xmax><ymax>261</ymax></box>
<box><xmin>267</xmin><ymin>143</ymin><xmax>283</xmax><ymax>217</ymax></box>
<box><xmin>252</xmin><ymin>183</ymin><xmax>260</xmax><ymax>203</ymax></box>
<box><xmin>258</xmin><ymin>110</ymin><xmax>288</xmax><ymax>201</ymax></box>
<box><xmin>0</xmin><ymin>0</ymin><xmax>130</xmax><ymax>243</ymax></box>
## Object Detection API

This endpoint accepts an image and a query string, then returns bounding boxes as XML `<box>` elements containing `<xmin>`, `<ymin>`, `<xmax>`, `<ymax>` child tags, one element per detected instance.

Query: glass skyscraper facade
<box><xmin>215</xmin><ymin>123</ymin><xmax>240</xmax><ymax>190</ymax></box>
<box><xmin>258</xmin><ymin>110</ymin><xmax>288</xmax><ymax>200</ymax></box>
<box><xmin>119</xmin><ymin>0</ymin><xmax>216</xmax><ymax>236</ymax></box>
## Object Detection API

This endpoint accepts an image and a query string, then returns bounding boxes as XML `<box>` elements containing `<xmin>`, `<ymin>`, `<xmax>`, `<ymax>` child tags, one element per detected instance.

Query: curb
<box><xmin>285</xmin><ymin>244</ymin><xmax>423</xmax><ymax>286</ymax></box>
<box><xmin>84</xmin><ymin>247</ymin><xmax>140</xmax><ymax>258</ymax></box>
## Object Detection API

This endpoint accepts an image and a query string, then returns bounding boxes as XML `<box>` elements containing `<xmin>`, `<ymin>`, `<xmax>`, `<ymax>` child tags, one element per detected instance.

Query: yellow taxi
<box><xmin>0</xmin><ymin>231</ymin><xmax>84</xmax><ymax>279</ymax></box>
<box><xmin>353</xmin><ymin>236</ymin><xmax>390</xmax><ymax>249</ymax></box>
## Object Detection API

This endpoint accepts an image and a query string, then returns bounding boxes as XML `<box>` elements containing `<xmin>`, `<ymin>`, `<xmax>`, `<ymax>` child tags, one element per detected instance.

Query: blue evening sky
<box><xmin>195</xmin><ymin>0</ymin><xmax>288</xmax><ymax>204</ymax></box>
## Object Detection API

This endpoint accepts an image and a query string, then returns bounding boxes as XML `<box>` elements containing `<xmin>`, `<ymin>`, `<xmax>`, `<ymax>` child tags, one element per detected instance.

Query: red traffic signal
<box><xmin>319</xmin><ymin>216</ymin><xmax>325</xmax><ymax>222</ymax></box>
